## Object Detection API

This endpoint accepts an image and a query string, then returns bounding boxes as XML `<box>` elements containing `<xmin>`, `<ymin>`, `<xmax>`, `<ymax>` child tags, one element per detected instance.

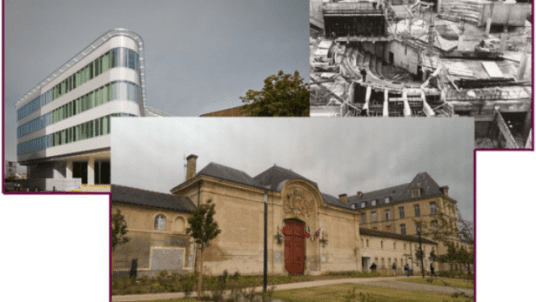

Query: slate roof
<box><xmin>197</xmin><ymin>162</ymin><xmax>263</xmax><ymax>188</ymax></box>
<box><xmin>321</xmin><ymin>193</ymin><xmax>354</xmax><ymax>210</ymax></box>
<box><xmin>347</xmin><ymin>172</ymin><xmax>445</xmax><ymax>209</ymax></box>
<box><xmin>253</xmin><ymin>165</ymin><xmax>318</xmax><ymax>191</ymax></box>
<box><xmin>112</xmin><ymin>185</ymin><xmax>196</xmax><ymax>212</ymax></box>
<box><xmin>360</xmin><ymin>228</ymin><xmax>437</xmax><ymax>244</ymax></box>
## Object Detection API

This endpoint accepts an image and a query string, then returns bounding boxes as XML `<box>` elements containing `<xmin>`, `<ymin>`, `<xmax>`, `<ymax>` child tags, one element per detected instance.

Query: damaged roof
<box><xmin>112</xmin><ymin>184</ymin><xmax>196</xmax><ymax>212</ymax></box>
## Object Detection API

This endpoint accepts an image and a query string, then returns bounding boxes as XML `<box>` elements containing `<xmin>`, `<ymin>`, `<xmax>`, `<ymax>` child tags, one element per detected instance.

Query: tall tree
<box><xmin>186</xmin><ymin>199</ymin><xmax>221</xmax><ymax>298</ymax></box>
<box><xmin>111</xmin><ymin>209</ymin><xmax>129</xmax><ymax>274</ymax></box>
<box><xmin>414</xmin><ymin>209</ymin><xmax>474</xmax><ymax>276</ymax></box>
<box><xmin>240</xmin><ymin>70</ymin><xmax>309</xmax><ymax>116</ymax></box>
<box><xmin>111</xmin><ymin>209</ymin><xmax>129</xmax><ymax>251</ymax></box>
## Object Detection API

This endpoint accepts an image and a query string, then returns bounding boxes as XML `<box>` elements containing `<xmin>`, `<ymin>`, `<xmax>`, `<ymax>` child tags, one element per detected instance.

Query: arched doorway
<box><xmin>283</xmin><ymin>219</ymin><xmax>306</xmax><ymax>275</ymax></box>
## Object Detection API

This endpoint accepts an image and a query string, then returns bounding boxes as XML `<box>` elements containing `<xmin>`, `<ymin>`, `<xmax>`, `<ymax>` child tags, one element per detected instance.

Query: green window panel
<box><xmin>103</xmin><ymin>116</ymin><xmax>109</xmax><ymax>134</ymax></box>
<box><xmin>104</xmin><ymin>85</ymin><xmax>109</xmax><ymax>103</ymax></box>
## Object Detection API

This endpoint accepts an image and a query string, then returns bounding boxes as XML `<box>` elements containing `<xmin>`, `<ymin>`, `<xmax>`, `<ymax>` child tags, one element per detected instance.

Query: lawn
<box><xmin>270</xmin><ymin>283</ymin><xmax>473</xmax><ymax>302</ymax></box>
<box><xmin>112</xmin><ymin>271</ymin><xmax>383</xmax><ymax>296</ymax></box>
<box><xmin>397</xmin><ymin>278</ymin><xmax>474</xmax><ymax>290</ymax></box>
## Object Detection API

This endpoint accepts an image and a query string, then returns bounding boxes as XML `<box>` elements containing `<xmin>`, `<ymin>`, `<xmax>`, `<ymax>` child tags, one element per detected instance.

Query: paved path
<box><xmin>112</xmin><ymin>276</ymin><xmax>473</xmax><ymax>301</ymax></box>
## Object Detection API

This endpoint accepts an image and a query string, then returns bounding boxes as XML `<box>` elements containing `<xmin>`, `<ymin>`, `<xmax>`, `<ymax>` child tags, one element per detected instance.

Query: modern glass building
<box><xmin>15</xmin><ymin>29</ymin><xmax>152</xmax><ymax>192</ymax></box>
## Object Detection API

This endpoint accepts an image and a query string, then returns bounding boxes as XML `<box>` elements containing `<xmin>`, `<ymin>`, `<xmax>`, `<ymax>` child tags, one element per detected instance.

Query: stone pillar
<box><xmin>517</xmin><ymin>39</ymin><xmax>530</xmax><ymax>81</ymax></box>
<box><xmin>499</xmin><ymin>29</ymin><xmax>507</xmax><ymax>53</ymax></box>
<box><xmin>517</xmin><ymin>53</ymin><xmax>528</xmax><ymax>81</ymax></box>
<box><xmin>88</xmin><ymin>157</ymin><xmax>95</xmax><ymax>185</ymax></box>
<box><xmin>66</xmin><ymin>161</ymin><xmax>73</xmax><ymax>179</ymax></box>
<box><xmin>485</xmin><ymin>18</ymin><xmax>492</xmax><ymax>37</ymax></box>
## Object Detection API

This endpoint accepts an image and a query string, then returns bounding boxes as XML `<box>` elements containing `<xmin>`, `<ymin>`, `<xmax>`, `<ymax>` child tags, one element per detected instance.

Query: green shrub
<box><xmin>180</xmin><ymin>272</ymin><xmax>197</xmax><ymax>297</ymax></box>
<box><xmin>149</xmin><ymin>281</ymin><xmax>164</xmax><ymax>292</ymax></box>
<box><xmin>139</xmin><ymin>275</ymin><xmax>149</xmax><ymax>286</ymax></box>
<box><xmin>134</xmin><ymin>286</ymin><xmax>146</xmax><ymax>294</ymax></box>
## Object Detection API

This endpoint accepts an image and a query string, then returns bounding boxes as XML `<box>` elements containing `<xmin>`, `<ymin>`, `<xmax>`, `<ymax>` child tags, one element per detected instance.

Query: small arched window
<box><xmin>155</xmin><ymin>214</ymin><xmax>166</xmax><ymax>230</ymax></box>
<box><xmin>174</xmin><ymin>216</ymin><xmax>186</xmax><ymax>233</ymax></box>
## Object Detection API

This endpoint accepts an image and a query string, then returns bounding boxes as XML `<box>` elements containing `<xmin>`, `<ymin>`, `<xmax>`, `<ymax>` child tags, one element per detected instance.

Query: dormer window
<box><xmin>411</xmin><ymin>187</ymin><xmax>421</xmax><ymax>198</ymax></box>
<box><xmin>361</xmin><ymin>201</ymin><xmax>366</xmax><ymax>208</ymax></box>
<box><xmin>384</xmin><ymin>197</ymin><xmax>390</xmax><ymax>204</ymax></box>
<box><xmin>371</xmin><ymin>200</ymin><xmax>377</xmax><ymax>206</ymax></box>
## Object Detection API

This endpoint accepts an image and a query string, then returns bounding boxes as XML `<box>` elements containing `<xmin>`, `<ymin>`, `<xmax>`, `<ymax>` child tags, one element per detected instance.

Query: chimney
<box><xmin>440</xmin><ymin>186</ymin><xmax>449</xmax><ymax>197</ymax></box>
<box><xmin>357</xmin><ymin>191</ymin><xmax>363</xmax><ymax>197</ymax></box>
<box><xmin>339</xmin><ymin>194</ymin><xmax>348</xmax><ymax>204</ymax></box>
<box><xmin>186</xmin><ymin>154</ymin><xmax>198</xmax><ymax>181</ymax></box>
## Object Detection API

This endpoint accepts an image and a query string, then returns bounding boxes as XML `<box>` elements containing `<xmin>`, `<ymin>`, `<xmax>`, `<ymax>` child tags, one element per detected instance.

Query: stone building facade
<box><xmin>170</xmin><ymin>155</ymin><xmax>362</xmax><ymax>276</ymax></box>
<box><xmin>359</xmin><ymin>228</ymin><xmax>438</xmax><ymax>275</ymax></box>
<box><xmin>112</xmin><ymin>185</ymin><xmax>197</xmax><ymax>277</ymax></box>
<box><xmin>112</xmin><ymin>154</ymin><xmax>471</xmax><ymax>277</ymax></box>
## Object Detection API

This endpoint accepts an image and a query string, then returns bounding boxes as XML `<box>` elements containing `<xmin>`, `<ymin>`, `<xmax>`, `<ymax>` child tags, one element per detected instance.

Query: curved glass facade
<box><xmin>17</xmin><ymin>113</ymin><xmax>136</xmax><ymax>155</ymax></box>
<box><xmin>17</xmin><ymin>47</ymin><xmax>140</xmax><ymax>121</ymax></box>
<box><xmin>17</xmin><ymin>81</ymin><xmax>140</xmax><ymax>138</ymax></box>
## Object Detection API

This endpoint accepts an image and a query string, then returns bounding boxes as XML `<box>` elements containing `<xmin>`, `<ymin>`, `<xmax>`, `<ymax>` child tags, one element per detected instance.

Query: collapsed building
<box><xmin>310</xmin><ymin>0</ymin><xmax>532</xmax><ymax>149</ymax></box>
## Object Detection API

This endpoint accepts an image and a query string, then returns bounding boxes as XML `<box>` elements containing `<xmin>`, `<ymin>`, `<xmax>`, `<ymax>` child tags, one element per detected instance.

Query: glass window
<box><xmin>400</xmin><ymin>224</ymin><xmax>406</xmax><ymax>235</ymax></box>
<box><xmin>155</xmin><ymin>214</ymin><xmax>166</xmax><ymax>230</ymax></box>
<box><xmin>128</xmin><ymin>49</ymin><xmax>135</xmax><ymax>69</ymax></box>
<box><xmin>122</xmin><ymin>47</ymin><xmax>128</xmax><ymax>68</ymax></box>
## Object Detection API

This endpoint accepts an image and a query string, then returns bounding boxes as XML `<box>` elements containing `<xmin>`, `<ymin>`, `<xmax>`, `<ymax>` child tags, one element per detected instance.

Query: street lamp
<box><xmin>263</xmin><ymin>190</ymin><xmax>268</xmax><ymax>293</ymax></box>
<box><xmin>416</xmin><ymin>226</ymin><xmax>425</xmax><ymax>278</ymax></box>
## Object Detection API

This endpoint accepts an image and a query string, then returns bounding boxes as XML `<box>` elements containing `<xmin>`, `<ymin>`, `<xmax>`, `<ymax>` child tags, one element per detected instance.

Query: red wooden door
<box><xmin>284</xmin><ymin>220</ymin><xmax>305</xmax><ymax>275</ymax></box>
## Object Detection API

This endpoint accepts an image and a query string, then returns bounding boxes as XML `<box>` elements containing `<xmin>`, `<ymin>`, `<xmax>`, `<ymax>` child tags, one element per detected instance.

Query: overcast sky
<box><xmin>3</xmin><ymin>0</ymin><xmax>309</xmax><ymax>163</ymax></box>
<box><xmin>112</xmin><ymin>118</ymin><xmax>475</xmax><ymax>222</ymax></box>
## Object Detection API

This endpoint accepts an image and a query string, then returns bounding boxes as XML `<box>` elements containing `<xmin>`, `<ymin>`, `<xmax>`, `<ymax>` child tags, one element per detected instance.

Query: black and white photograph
<box><xmin>310</xmin><ymin>0</ymin><xmax>532</xmax><ymax>149</ymax></box>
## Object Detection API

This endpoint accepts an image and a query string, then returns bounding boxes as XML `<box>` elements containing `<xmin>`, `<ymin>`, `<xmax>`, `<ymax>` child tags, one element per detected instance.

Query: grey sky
<box><xmin>3</xmin><ymin>0</ymin><xmax>309</xmax><ymax>163</ymax></box>
<box><xmin>112</xmin><ymin>118</ymin><xmax>475</xmax><ymax>222</ymax></box>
